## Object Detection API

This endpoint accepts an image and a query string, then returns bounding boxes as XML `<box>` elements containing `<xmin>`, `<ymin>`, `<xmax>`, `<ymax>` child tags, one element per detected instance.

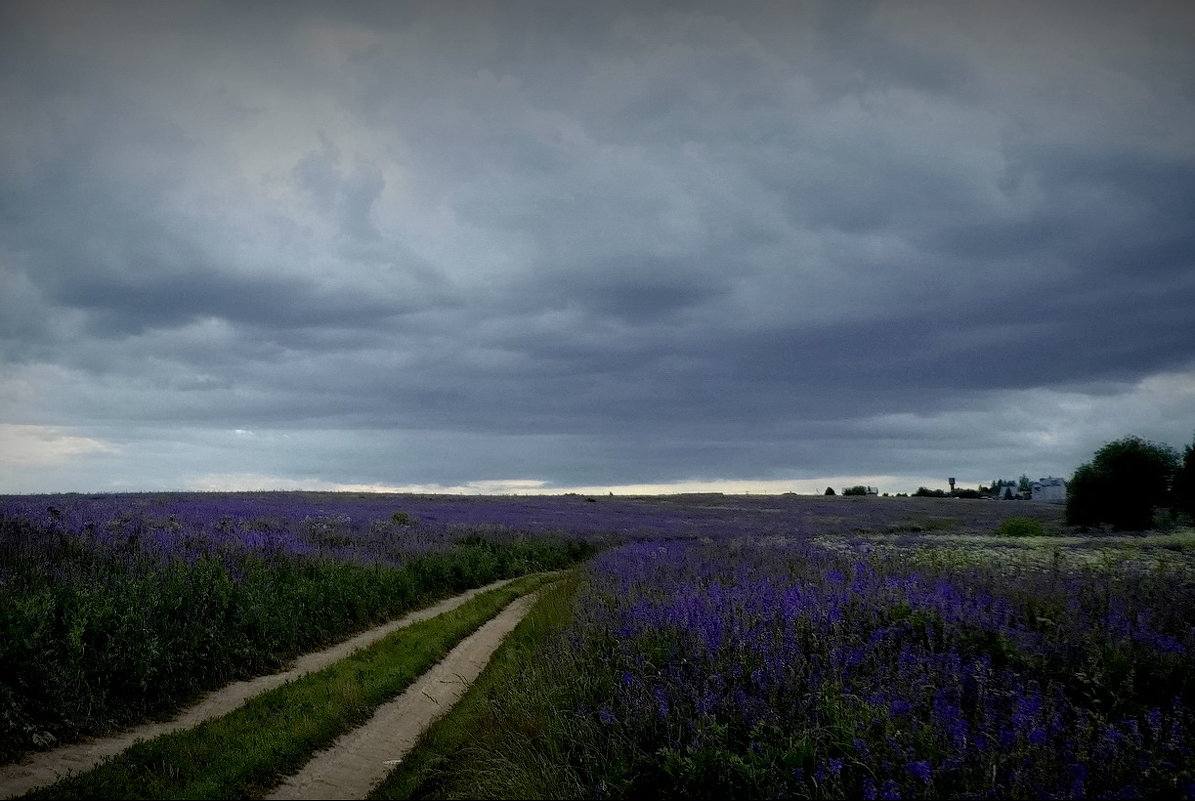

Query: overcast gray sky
<box><xmin>2</xmin><ymin>0</ymin><xmax>1194</xmax><ymax>495</ymax></box>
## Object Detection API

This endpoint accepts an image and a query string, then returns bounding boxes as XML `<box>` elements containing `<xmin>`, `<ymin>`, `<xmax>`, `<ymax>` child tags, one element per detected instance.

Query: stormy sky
<box><xmin>2</xmin><ymin>0</ymin><xmax>1194</xmax><ymax>495</ymax></box>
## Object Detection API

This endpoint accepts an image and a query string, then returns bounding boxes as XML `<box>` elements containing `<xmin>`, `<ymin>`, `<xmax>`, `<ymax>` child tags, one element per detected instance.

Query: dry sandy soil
<box><xmin>0</xmin><ymin>576</ymin><xmax>530</xmax><ymax>799</ymax></box>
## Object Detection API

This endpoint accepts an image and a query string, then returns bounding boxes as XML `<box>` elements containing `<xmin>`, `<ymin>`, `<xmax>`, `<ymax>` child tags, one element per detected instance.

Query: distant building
<box><xmin>993</xmin><ymin>480</ymin><xmax>1022</xmax><ymax>500</ymax></box>
<box><xmin>1031</xmin><ymin>476</ymin><xmax>1067</xmax><ymax>504</ymax></box>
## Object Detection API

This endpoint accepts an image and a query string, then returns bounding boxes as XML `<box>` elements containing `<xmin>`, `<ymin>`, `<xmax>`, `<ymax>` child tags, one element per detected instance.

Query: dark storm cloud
<box><xmin>2</xmin><ymin>0</ymin><xmax>1194</xmax><ymax>492</ymax></box>
<box><xmin>1</xmin><ymin>176</ymin><xmax>443</xmax><ymax>346</ymax></box>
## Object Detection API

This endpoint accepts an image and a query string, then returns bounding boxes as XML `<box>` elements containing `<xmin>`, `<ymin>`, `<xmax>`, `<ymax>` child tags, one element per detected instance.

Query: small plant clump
<box><xmin>996</xmin><ymin>516</ymin><xmax>1046</xmax><ymax>537</ymax></box>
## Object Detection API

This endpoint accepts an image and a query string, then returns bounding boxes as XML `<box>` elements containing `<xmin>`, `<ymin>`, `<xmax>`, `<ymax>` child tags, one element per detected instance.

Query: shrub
<box><xmin>996</xmin><ymin>517</ymin><xmax>1045</xmax><ymax>537</ymax></box>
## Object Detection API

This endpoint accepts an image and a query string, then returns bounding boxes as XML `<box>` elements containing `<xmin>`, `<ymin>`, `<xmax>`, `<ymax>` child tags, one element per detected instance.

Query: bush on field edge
<box><xmin>996</xmin><ymin>517</ymin><xmax>1046</xmax><ymax>537</ymax></box>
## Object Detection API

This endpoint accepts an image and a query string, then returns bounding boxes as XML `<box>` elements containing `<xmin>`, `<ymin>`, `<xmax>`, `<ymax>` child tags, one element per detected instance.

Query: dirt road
<box><xmin>266</xmin><ymin>591</ymin><xmax>539</xmax><ymax>800</ymax></box>
<box><xmin>0</xmin><ymin>577</ymin><xmax>522</xmax><ymax>799</ymax></box>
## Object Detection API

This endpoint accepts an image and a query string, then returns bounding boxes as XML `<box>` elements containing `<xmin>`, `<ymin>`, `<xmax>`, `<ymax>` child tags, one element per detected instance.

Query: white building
<box><xmin>1031</xmin><ymin>476</ymin><xmax>1067</xmax><ymax>504</ymax></box>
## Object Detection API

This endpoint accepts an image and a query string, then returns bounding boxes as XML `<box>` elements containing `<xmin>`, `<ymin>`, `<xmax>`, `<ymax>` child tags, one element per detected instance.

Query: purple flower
<box><xmin>907</xmin><ymin>760</ymin><xmax>932</xmax><ymax>782</ymax></box>
<box><xmin>654</xmin><ymin>685</ymin><xmax>670</xmax><ymax>719</ymax></box>
<box><xmin>999</xmin><ymin>727</ymin><xmax>1017</xmax><ymax>748</ymax></box>
<box><xmin>598</xmin><ymin>707</ymin><xmax>616</xmax><ymax>725</ymax></box>
<box><xmin>1069</xmin><ymin>762</ymin><xmax>1089</xmax><ymax>797</ymax></box>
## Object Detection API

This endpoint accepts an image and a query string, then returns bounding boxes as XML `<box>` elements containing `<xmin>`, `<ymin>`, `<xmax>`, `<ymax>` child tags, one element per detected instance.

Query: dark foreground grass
<box><xmin>369</xmin><ymin>575</ymin><xmax>586</xmax><ymax>800</ymax></box>
<box><xmin>18</xmin><ymin>572</ymin><xmax>560</xmax><ymax>801</ymax></box>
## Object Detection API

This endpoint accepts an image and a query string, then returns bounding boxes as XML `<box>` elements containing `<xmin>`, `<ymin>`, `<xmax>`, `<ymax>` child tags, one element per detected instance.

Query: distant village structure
<box><xmin>992</xmin><ymin>479</ymin><xmax>1021</xmax><ymax>500</ymax></box>
<box><xmin>988</xmin><ymin>476</ymin><xmax>1067</xmax><ymax>503</ymax></box>
<box><xmin>1031</xmin><ymin>476</ymin><xmax>1067</xmax><ymax>504</ymax></box>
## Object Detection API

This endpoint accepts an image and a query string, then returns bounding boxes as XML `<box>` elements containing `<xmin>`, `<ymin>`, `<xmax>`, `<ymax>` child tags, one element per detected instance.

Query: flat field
<box><xmin>3</xmin><ymin>492</ymin><xmax>1192</xmax><ymax>799</ymax></box>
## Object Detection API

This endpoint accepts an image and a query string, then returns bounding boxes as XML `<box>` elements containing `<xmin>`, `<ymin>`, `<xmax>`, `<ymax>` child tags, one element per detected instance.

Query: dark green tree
<box><xmin>988</xmin><ymin>478</ymin><xmax>1018</xmax><ymax>499</ymax></box>
<box><xmin>1066</xmin><ymin>435</ymin><xmax>1180</xmax><ymax>530</ymax></box>
<box><xmin>1173</xmin><ymin>432</ymin><xmax>1195</xmax><ymax>521</ymax></box>
<box><xmin>824</xmin><ymin>486</ymin><xmax>836</xmax><ymax>496</ymax></box>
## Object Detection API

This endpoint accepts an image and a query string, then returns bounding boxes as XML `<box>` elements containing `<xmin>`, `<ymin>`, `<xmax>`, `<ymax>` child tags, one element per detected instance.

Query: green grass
<box><xmin>995</xmin><ymin>516</ymin><xmax>1046</xmax><ymax>537</ymax></box>
<box><xmin>369</xmin><ymin>575</ymin><xmax>586</xmax><ymax>800</ymax></box>
<box><xmin>19</xmin><ymin>572</ymin><xmax>561</xmax><ymax>801</ymax></box>
<box><xmin>1132</xmin><ymin>528</ymin><xmax>1195</xmax><ymax>548</ymax></box>
<box><xmin>887</xmin><ymin>516</ymin><xmax>961</xmax><ymax>533</ymax></box>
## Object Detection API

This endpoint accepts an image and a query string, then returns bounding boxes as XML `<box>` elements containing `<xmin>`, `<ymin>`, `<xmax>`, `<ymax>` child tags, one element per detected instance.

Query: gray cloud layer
<box><xmin>2</xmin><ymin>0</ymin><xmax>1193</xmax><ymax>493</ymax></box>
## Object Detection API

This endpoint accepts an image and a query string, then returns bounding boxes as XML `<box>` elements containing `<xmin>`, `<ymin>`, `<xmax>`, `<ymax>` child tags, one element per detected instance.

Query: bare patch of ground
<box><xmin>0</xmin><ymin>577</ymin><xmax>520</xmax><ymax>799</ymax></box>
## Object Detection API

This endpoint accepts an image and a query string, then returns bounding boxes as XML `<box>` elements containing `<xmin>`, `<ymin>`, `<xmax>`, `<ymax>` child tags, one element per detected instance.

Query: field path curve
<box><xmin>265</xmin><ymin>591</ymin><xmax>540</xmax><ymax>800</ymax></box>
<box><xmin>0</xmin><ymin>576</ymin><xmax>522</xmax><ymax>799</ymax></box>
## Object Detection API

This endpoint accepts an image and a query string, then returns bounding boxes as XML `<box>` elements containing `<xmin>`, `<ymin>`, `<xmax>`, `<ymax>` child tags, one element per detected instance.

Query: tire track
<box><xmin>265</xmin><ymin>592</ymin><xmax>540</xmax><ymax>800</ymax></box>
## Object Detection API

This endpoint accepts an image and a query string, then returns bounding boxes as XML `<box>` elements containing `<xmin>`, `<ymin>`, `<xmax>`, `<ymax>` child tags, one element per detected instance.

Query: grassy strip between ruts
<box><xmin>18</xmin><ymin>571</ymin><xmax>562</xmax><ymax>801</ymax></box>
<box><xmin>369</xmin><ymin>574</ymin><xmax>585</xmax><ymax>800</ymax></box>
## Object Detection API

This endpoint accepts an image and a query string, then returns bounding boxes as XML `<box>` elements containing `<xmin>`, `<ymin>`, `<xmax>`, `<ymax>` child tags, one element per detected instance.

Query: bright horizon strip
<box><xmin>186</xmin><ymin>473</ymin><xmax>972</xmax><ymax>497</ymax></box>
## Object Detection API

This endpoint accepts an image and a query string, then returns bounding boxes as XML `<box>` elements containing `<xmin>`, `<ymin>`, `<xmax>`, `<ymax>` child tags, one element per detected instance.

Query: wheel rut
<box><xmin>265</xmin><ymin>591</ymin><xmax>539</xmax><ymax>800</ymax></box>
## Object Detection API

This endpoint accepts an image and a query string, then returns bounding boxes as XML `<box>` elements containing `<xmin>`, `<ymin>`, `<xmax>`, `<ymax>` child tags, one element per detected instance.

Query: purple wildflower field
<box><xmin>0</xmin><ymin>490</ymin><xmax>1069</xmax><ymax>555</ymax></box>
<box><xmin>4</xmin><ymin>491</ymin><xmax>1193</xmax><ymax>798</ymax></box>
<box><xmin>549</xmin><ymin>525</ymin><xmax>1195</xmax><ymax>798</ymax></box>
